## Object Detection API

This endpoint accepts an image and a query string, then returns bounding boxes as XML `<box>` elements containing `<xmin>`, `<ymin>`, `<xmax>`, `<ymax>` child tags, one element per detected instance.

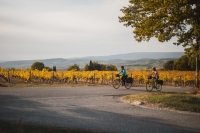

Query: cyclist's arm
<box><xmin>118</xmin><ymin>70</ymin><xmax>122</xmax><ymax>75</ymax></box>
<box><xmin>119</xmin><ymin>70</ymin><xmax>126</xmax><ymax>76</ymax></box>
<box><xmin>151</xmin><ymin>71</ymin><xmax>154</xmax><ymax>76</ymax></box>
<box><xmin>155</xmin><ymin>71</ymin><xmax>159</xmax><ymax>78</ymax></box>
<box><xmin>156</xmin><ymin>71</ymin><xmax>159</xmax><ymax>76</ymax></box>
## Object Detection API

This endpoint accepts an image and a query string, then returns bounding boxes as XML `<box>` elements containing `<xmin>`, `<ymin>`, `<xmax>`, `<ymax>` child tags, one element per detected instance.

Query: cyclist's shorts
<box><xmin>152</xmin><ymin>76</ymin><xmax>159</xmax><ymax>80</ymax></box>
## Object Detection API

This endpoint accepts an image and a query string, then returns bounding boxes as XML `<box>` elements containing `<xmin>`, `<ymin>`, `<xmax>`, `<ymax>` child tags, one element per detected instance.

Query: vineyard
<box><xmin>0</xmin><ymin>68</ymin><xmax>198</xmax><ymax>87</ymax></box>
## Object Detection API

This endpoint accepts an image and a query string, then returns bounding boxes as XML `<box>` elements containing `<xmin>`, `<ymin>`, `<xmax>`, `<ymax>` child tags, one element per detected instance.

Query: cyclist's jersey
<box><xmin>118</xmin><ymin>69</ymin><xmax>127</xmax><ymax>76</ymax></box>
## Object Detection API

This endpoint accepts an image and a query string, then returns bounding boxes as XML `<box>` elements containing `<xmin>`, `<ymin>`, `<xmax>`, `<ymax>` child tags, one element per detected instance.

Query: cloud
<box><xmin>0</xmin><ymin>0</ymin><xmax>184</xmax><ymax>61</ymax></box>
<box><xmin>0</xmin><ymin>0</ymin><xmax>130</xmax><ymax>44</ymax></box>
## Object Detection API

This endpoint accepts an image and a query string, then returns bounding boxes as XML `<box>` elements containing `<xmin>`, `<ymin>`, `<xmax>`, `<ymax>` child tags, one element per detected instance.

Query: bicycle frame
<box><xmin>113</xmin><ymin>75</ymin><xmax>132</xmax><ymax>89</ymax></box>
<box><xmin>146</xmin><ymin>77</ymin><xmax>162</xmax><ymax>91</ymax></box>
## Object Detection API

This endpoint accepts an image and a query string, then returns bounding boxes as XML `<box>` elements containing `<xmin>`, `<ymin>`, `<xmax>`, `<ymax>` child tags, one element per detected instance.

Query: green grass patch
<box><xmin>0</xmin><ymin>119</ymin><xmax>105</xmax><ymax>133</ymax></box>
<box><xmin>123</xmin><ymin>92</ymin><xmax>200</xmax><ymax>113</ymax></box>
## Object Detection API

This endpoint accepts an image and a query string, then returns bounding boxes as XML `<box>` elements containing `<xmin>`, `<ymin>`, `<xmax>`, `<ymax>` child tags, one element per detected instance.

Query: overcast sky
<box><xmin>0</xmin><ymin>0</ymin><xmax>185</xmax><ymax>61</ymax></box>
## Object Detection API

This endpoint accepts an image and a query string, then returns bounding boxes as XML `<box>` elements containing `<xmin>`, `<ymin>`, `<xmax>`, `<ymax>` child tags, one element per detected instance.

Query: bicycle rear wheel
<box><xmin>125</xmin><ymin>82</ymin><xmax>132</xmax><ymax>89</ymax></box>
<box><xmin>146</xmin><ymin>82</ymin><xmax>153</xmax><ymax>91</ymax></box>
<box><xmin>156</xmin><ymin>84</ymin><xmax>162</xmax><ymax>91</ymax></box>
<box><xmin>113</xmin><ymin>80</ymin><xmax>120</xmax><ymax>89</ymax></box>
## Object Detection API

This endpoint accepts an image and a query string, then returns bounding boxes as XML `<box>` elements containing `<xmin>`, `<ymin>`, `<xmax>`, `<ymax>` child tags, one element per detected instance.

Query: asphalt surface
<box><xmin>0</xmin><ymin>86</ymin><xmax>199</xmax><ymax>133</ymax></box>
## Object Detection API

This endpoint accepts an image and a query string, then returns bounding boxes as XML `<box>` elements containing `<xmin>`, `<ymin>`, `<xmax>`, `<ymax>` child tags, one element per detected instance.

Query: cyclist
<box><xmin>151</xmin><ymin>67</ymin><xmax>159</xmax><ymax>84</ymax></box>
<box><xmin>118</xmin><ymin>66</ymin><xmax>128</xmax><ymax>86</ymax></box>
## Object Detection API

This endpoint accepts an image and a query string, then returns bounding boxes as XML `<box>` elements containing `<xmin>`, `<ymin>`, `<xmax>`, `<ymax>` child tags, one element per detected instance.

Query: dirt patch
<box><xmin>120</xmin><ymin>96</ymin><xmax>176</xmax><ymax>112</ymax></box>
<box><xmin>120</xmin><ymin>95</ymin><xmax>200</xmax><ymax>114</ymax></box>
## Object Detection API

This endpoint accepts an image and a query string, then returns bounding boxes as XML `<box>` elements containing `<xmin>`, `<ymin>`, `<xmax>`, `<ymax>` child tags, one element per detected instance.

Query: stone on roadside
<box><xmin>132</xmin><ymin>101</ymin><xmax>144</xmax><ymax>106</ymax></box>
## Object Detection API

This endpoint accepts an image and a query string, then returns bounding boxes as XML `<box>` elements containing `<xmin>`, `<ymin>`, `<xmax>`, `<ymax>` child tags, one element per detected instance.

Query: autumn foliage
<box><xmin>0</xmin><ymin>68</ymin><xmax>197</xmax><ymax>87</ymax></box>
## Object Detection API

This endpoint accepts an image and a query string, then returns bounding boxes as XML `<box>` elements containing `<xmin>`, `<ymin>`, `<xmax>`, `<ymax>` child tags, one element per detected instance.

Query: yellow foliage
<box><xmin>0</xmin><ymin>68</ymin><xmax>197</xmax><ymax>84</ymax></box>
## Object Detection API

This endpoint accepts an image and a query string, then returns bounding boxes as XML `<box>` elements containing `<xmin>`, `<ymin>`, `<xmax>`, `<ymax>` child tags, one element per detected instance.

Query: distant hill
<box><xmin>78</xmin><ymin>52</ymin><xmax>184</xmax><ymax>60</ymax></box>
<box><xmin>0</xmin><ymin>52</ymin><xmax>184</xmax><ymax>70</ymax></box>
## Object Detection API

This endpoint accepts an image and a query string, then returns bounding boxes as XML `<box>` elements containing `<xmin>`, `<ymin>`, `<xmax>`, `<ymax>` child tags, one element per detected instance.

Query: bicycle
<box><xmin>146</xmin><ymin>75</ymin><xmax>163</xmax><ymax>91</ymax></box>
<box><xmin>113</xmin><ymin>74</ymin><xmax>133</xmax><ymax>89</ymax></box>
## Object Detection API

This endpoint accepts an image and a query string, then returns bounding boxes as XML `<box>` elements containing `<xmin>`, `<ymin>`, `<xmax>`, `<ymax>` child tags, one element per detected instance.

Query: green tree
<box><xmin>92</xmin><ymin>61</ymin><xmax>101</xmax><ymax>70</ymax></box>
<box><xmin>188</xmin><ymin>56</ymin><xmax>196</xmax><ymax>70</ymax></box>
<box><xmin>106</xmin><ymin>64</ymin><xmax>118</xmax><ymax>71</ymax></box>
<box><xmin>44</xmin><ymin>66</ymin><xmax>53</xmax><ymax>71</ymax></box>
<box><xmin>163</xmin><ymin>60</ymin><xmax>174</xmax><ymax>70</ymax></box>
<box><xmin>119</xmin><ymin>0</ymin><xmax>200</xmax><ymax>61</ymax></box>
<box><xmin>100</xmin><ymin>64</ymin><xmax>107</xmax><ymax>71</ymax></box>
<box><xmin>31</xmin><ymin>62</ymin><xmax>45</xmax><ymax>71</ymax></box>
<box><xmin>67</xmin><ymin>64</ymin><xmax>80</xmax><ymax>71</ymax></box>
<box><xmin>88</xmin><ymin>60</ymin><xmax>94</xmax><ymax>71</ymax></box>
<box><xmin>173</xmin><ymin>55</ymin><xmax>195</xmax><ymax>70</ymax></box>
<box><xmin>87</xmin><ymin>60</ymin><xmax>101</xmax><ymax>71</ymax></box>
<box><xmin>84</xmin><ymin>64</ymin><xmax>89</xmax><ymax>71</ymax></box>
<box><xmin>84</xmin><ymin>60</ymin><xmax>117</xmax><ymax>71</ymax></box>
<box><xmin>119</xmin><ymin>0</ymin><xmax>200</xmax><ymax>87</ymax></box>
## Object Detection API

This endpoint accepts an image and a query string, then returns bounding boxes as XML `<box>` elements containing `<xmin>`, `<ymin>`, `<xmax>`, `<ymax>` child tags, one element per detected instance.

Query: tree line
<box><xmin>83</xmin><ymin>60</ymin><xmax>117</xmax><ymax>71</ymax></box>
<box><xmin>30</xmin><ymin>60</ymin><xmax>118</xmax><ymax>71</ymax></box>
<box><xmin>30</xmin><ymin>56</ymin><xmax>197</xmax><ymax>71</ymax></box>
<box><xmin>163</xmin><ymin>55</ymin><xmax>196</xmax><ymax>71</ymax></box>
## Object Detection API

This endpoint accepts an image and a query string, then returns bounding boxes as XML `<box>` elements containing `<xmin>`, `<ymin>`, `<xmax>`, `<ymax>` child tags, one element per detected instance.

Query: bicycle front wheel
<box><xmin>146</xmin><ymin>82</ymin><xmax>153</xmax><ymax>91</ymax></box>
<box><xmin>113</xmin><ymin>80</ymin><xmax>120</xmax><ymax>89</ymax></box>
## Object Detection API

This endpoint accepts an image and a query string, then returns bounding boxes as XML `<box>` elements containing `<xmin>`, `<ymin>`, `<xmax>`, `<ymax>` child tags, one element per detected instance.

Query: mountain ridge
<box><xmin>0</xmin><ymin>52</ymin><xmax>184</xmax><ymax>70</ymax></box>
<box><xmin>76</xmin><ymin>52</ymin><xmax>184</xmax><ymax>60</ymax></box>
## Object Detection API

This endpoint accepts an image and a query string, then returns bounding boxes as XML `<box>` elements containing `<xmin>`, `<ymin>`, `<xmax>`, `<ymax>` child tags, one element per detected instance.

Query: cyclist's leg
<box><xmin>152</xmin><ymin>77</ymin><xmax>154</xmax><ymax>84</ymax></box>
<box><xmin>154</xmin><ymin>76</ymin><xmax>160</xmax><ymax>88</ymax></box>
<box><xmin>121</xmin><ymin>76</ymin><xmax>124</xmax><ymax>86</ymax></box>
<box><xmin>122</xmin><ymin>75</ymin><xmax>127</xmax><ymax>86</ymax></box>
<box><xmin>155</xmin><ymin>76</ymin><xmax>159</xmax><ymax>84</ymax></box>
<box><xmin>152</xmin><ymin>77</ymin><xmax>156</xmax><ymax>87</ymax></box>
<box><xmin>155</xmin><ymin>76</ymin><xmax>162</xmax><ymax>90</ymax></box>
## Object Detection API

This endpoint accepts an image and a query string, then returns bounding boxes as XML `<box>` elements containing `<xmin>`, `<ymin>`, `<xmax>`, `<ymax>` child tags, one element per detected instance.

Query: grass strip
<box><xmin>123</xmin><ymin>92</ymin><xmax>200</xmax><ymax>113</ymax></box>
<box><xmin>0</xmin><ymin>119</ymin><xmax>105</xmax><ymax>133</ymax></box>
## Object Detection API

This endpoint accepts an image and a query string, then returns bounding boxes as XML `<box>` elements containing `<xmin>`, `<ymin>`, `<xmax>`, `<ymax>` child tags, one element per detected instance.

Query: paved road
<box><xmin>0</xmin><ymin>86</ymin><xmax>199</xmax><ymax>133</ymax></box>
